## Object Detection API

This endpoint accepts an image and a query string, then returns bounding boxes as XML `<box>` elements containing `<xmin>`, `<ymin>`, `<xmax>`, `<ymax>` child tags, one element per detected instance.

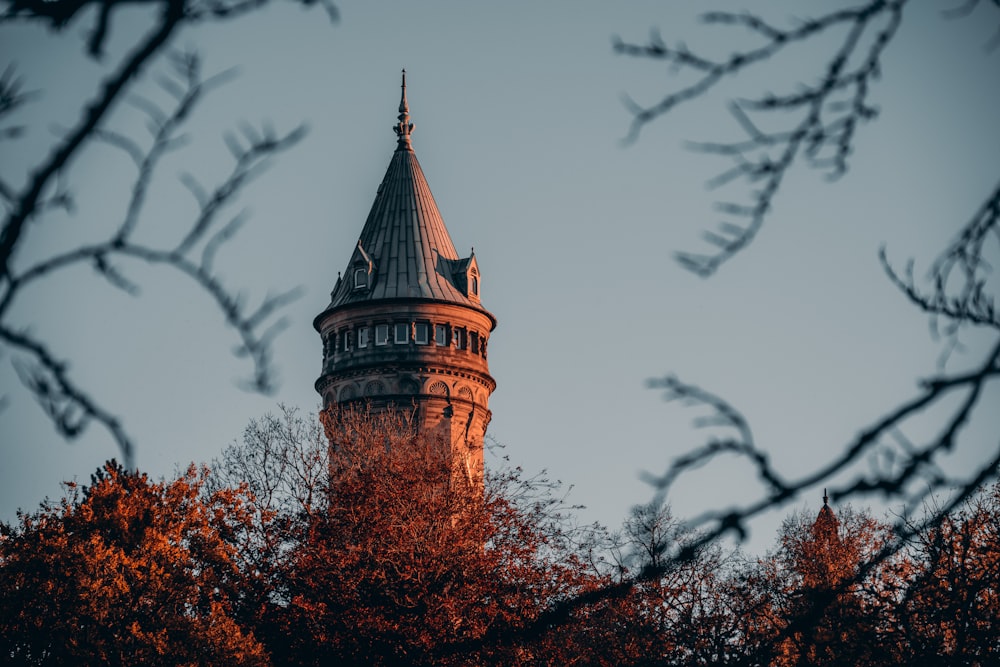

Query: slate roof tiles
<box><xmin>323</xmin><ymin>73</ymin><xmax>480</xmax><ymax>313</ymax></box>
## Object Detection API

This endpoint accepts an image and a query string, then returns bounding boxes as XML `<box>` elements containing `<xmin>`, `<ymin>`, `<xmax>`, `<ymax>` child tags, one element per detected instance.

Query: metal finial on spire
<box><xmin>399</xmin><ymin>69</ymin><xmax>408</xmax><ymax>113</ymax></box>
<box><xmin>393</xmin><ymin>68</ymin><xmax>414</xmax><ymax>149</ymax></box>
<box><xmin>823</xmin><ymin>488</ymin><xmax>829</xmax><ymax>506</ymax></box>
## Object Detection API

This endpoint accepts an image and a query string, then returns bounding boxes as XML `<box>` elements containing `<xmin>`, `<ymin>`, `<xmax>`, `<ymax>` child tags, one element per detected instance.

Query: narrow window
<box><xmin>454</xmin><ymin>327</ymin><xmax>466</xmax><ymax>350</ymax></box>
<box><xmin>375</xmin><ymin>324</ymin><xmax>389</xmax><ymax>346</ymax></box>
<box><xmin>435</xmin><ymin>324</ymin><xmax>448</xmax><ymax>346</ymax></box>
<box><xmin>395</xmin><ymin>322</ymin><xmax>409</xmax><ymax>344</ymax></box>
<box><xmin>470</xmin><ymin>331</ymin><xmax>479</xmax><ymax>355</ymax></box>
<box><xmin>471</xmin><ymin>276</ymin><xmax>479</xmax><ymax>295</ymax></box>
<box><xmin>343</xmin><ymin>329</ymin><xmax>352</xmax><ymax>351</ymax></box>
<box><xmin>414</xmin><ymin>322</ymin><xmax>429</xmax><ymax>345</ymax></box>
<box><xmin>357</xmin><ymin>326</ymin><xmax>369</xmax><ymax>348</ymax></box>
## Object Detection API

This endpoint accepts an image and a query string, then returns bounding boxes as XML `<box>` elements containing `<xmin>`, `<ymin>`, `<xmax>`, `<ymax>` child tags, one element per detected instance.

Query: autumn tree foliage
<box><xmin>253</xmin><ymin>406</ymin><xmax>609</xmax><ymax>665</ymax></box>
<box><xmin>0</xmin><ymin>461</ymin><xmax>268</xmax><ymax>666</ymax></box>
<box><xmin>591</xmin><ymin>501</ymin><xmax>744</xmax><ymax>666</ymax></box>
<box><xmin>734</xmin><ymin>501</ymin><xmax>910</xmax><ymax>667</ymax></box>
<box><xmin>898</xmin><ymin>484</ymin><xmax>1000</xmax><ymax>665</ymax></box>
<box><xmin>4</xmin><ymin>410</ymin><xmax>1000</xmax><ymax>666</ymax></box>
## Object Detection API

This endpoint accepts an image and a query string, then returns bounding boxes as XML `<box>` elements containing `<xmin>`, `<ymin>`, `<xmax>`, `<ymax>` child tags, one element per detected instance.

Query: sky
<box><xmin>2</xmin><ymin>1</ymin><xmax>998</xmax><ymax>555</ymax></box>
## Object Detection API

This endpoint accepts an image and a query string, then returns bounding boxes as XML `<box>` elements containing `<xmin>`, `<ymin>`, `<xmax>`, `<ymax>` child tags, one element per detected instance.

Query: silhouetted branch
<box><xmin>0</xmin><ymin>0</ymin><xmax>185</xmax><ymax>280</ymax></box>
<box><xmin>644</xmin><ymin>335</ymin><xmax>999</xmax><ymax>561</ymax></box>
<box><xmin>0</xmin><ymin>64</ymin><xmax>35</xmax><ymax>161</ymax></box>
<box><xmin>616</xmin><ymin>2</ymin><xmax>906</xmax><ymax>276</ymax></box>
<box><xmin>613</xmin><ymin>0</ymin><xmax>1000</xmax><ymax>586</ymax></box>
<box><xmin>175</xmin><ymin>122</ymin><xmax>306</xmax><ymax>256</ymax></box>
<box><xmin>642</xmin><ymin>376</ymin><xmax>786</xmax><ymax>511</ymax></box>
<box><xmin>467</xmin><ymin>178</ymin><xmax>1000</xmax><ymax>656</ymax></box>
<box><xmin>882</xmin><ymin>180</ymin><xmax>1000</xmax><ymax>364</ymax></box>
<box><xmin>4</xmin><ymin>325</ymin><xmax>134</xmax><ymax>462</ymax></box>
<box><xmin>0</xmin><ymin>0</ymin><xmax>332</xmax><ymax>462</ymax></box>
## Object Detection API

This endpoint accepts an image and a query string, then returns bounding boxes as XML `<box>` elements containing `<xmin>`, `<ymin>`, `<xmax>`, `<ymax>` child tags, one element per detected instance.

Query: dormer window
<box><xmin>353</xmin><ymin>267</ymin><xmax>368</xmax><ymax>290</ymax></box>
<box><xmin>461</xmin><ymin>258</ymin><xmax>480</xmax><ymax>301</ymax></box>
<box><xmin>348</xmin><ymin>242</ymin><xmax>375</xmax><ymax>292</ymax></box>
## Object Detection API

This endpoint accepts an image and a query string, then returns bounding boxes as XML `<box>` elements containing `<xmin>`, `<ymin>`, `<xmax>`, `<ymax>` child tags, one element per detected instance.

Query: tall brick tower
<box><xmin>313</xmin><ymin>71</ymin><xmax>496</xmax><ymax>483</ymax></box>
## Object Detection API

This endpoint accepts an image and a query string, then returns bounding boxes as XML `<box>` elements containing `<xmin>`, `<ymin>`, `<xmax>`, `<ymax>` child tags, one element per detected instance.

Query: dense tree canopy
<box><xmin>3</xmin><ymin>408</ymin><xmax>999</xmax><ymax>665</ymax></box>
<box><xmin>0</xmin><ymin>461</ymin><xmax>268</xmax><ymax>666</ymax></box>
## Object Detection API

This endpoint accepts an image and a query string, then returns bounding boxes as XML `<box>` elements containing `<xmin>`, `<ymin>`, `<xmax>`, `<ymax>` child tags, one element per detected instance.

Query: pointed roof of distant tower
<box><xmin>318</xmin><ymin>70</ymin><xmax>492</xmax><ymax>326</ymax></box>
<box><xmin>814</xmin><ymin>488</ymin><xmax>840</xmax><ymax>538</ymax></box>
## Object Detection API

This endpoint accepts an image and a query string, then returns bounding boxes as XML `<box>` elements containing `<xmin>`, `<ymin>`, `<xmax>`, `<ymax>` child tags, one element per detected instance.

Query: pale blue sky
<box><xmin>2</xmin><ymin>1</ymin><xmax>998</xmax><ymax>553</ymax></box>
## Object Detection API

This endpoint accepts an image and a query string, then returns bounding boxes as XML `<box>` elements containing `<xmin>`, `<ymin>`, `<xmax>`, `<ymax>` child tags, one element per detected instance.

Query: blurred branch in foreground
<box><xmin>0</xmin><ymin>0</ymin><xmax>336</xmax><ymax>464</ymax></box>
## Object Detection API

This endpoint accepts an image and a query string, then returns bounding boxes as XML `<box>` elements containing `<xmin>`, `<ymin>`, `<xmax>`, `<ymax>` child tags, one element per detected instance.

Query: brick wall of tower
<box><xmin>315</xmin><ymin>300</ymin><xmax>495</xmax><ymax>482</ymax></box>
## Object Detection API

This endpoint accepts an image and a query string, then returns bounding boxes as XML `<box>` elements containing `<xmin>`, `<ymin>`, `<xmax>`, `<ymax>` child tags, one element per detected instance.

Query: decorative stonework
<box><xmin>364</xmin><ymin>380</ymin><xmax>386</xmax><ymax>397</ymax></box>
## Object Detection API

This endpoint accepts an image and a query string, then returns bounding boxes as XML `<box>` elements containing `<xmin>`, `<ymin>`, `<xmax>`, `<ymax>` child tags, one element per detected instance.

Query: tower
<box><xmin>313</xmin><ymin>71</ymin><xmax>497</xmax><ymax>483</ymax></box>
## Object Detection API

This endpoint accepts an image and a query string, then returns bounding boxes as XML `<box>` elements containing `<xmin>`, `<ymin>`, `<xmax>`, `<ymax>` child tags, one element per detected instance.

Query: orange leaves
<box><xmin>0</xmin><ymin>460</ymin><xmax>268</xmax><ymax>666</ymax></box>
<box><xmin>257</xmin><ymin>406</ymin><xmax>608</xmax><ymax>665</ymax></box>
<box><xmin>7</xmin><ymin>408</ymin><xmax>998</xmax><ymax>665</ymax></box>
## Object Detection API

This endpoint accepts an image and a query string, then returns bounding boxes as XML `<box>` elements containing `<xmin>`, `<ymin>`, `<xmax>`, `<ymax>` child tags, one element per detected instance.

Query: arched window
<box><xmin>471</xmin><ymin>276</ymin><xmax>479</xmax><ymax>295</ymax></box>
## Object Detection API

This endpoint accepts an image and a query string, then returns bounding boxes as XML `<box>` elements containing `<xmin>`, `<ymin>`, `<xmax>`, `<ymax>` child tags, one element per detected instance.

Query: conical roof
<box><xmin>813</xmin><ymin>489</ymin><xmax>841</xmax><ymax>542</ymax></box>
<box><xmin>321</xmin><ymin>71</ymin><xmax>484</xmax><ymax>316</ymax></box>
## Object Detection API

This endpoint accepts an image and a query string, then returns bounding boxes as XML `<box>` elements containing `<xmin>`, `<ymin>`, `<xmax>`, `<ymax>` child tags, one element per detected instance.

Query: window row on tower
<box><xmin>323</xmin><ymin>321</ymin><xmax>488</xmax><ymax>364</ymax></box>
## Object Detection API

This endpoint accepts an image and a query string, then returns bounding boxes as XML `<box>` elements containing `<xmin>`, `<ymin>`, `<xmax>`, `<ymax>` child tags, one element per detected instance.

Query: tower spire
<box><xmin>823</xmin><ymin>488</ymin><xmax>829</xmax><ymax>506</ymax></box>
<box><xmin>394</xmin><ymin>68</ymin><xmax>414</xmax><ymax>149</ymax></box>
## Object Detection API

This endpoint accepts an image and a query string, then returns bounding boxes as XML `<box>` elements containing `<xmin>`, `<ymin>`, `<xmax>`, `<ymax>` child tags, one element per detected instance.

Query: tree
<box><xmin>608</xmin><ymin>501</ymin><xmax>748</xmax><ymax>666</ymax></box>
<box><xmin>898</xmin><ymin>482</ymin><xmax>1000</xmax><ymax>664</ymax></box>
<box><xmin>6</xmin><ymin>418</ymin><xmax>998</xmax><ymax>665</ymax></box>
<box><xmin>763</xmin><ymin>504</ymin><xmax>902</xmax><ymax>666</ymax></box>
<box><xmin>0</xmin><ymin>460</ymin><xmax>268</xmax><ymax>665</ymax></box>
<box><xmin>0</xmin><ymin>0</ymin><xmax>337</xmax><ymax>465</ymax></box>
<box><xmin>205</xmin><ymin>405</ymin><xmax>617</xmax><ymax>665</ymax></box>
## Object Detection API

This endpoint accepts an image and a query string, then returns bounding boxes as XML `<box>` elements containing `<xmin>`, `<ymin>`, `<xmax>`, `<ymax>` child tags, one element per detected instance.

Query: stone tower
<box><xmin>313</xmin><ymin>71</ymin><xmax>497</xmax><ymax>483</ymax></box>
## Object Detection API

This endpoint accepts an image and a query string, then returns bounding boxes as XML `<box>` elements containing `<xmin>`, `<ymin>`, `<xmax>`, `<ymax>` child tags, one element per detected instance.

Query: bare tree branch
<box><xmin>0</xmin><ymin>0</ymin><xmax>334</xmax><ymax>463</ymax></box>
<box><xmin>0</xmin><ymin>0</ymin><xmax>186</xmax><ymax>278</ymax></box>
<box><xmin>616</xmin><ymin>1</ymin><xmax>907</xmax><ymax>276</ymax></box>
<box><xmin>4</xmin><ymin>325</ymin><xmax>134</xmax><ymax>462</ymax></box>
<box><xmin>882</xmin><ymin>179</ymin><xmax>1000</xmax><ymax>367</ymax></box>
